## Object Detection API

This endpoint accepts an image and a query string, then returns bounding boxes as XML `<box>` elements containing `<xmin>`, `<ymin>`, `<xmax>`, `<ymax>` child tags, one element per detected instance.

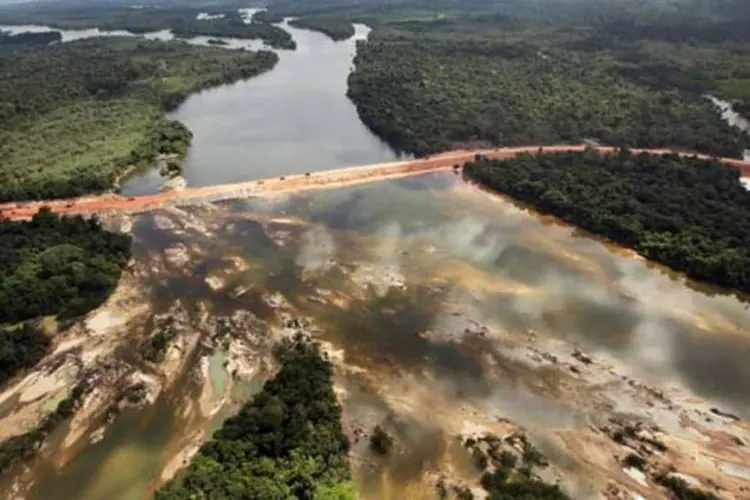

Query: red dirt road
<box><xmin>2</xmin><ymin>145</ymin><xmax>750</xmax><ymax>221</ymax></box>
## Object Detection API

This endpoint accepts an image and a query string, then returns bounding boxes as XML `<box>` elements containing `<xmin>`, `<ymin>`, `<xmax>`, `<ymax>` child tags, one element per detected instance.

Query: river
<box><xmin>21</xmin><ymin>172</ymin><xmax>750</xmax><ymax>499</ymax></box>
<box><xmin>2</xmin><ymin>12</ymin><xmax>401</xmax><ymax>196</ymax></box>
<box><xmin>3</xmin><ymin>14</ymin><xmax>750</xmax><ymax>500</ymax></box>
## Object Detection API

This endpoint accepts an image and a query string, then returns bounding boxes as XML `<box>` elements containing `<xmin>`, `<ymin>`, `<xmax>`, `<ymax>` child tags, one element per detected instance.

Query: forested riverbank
<box><xmin>464</xmin><ymin>148</ymin><xmax>750</xmax><ymax>296</ymax></box>
<box><xmin>0</xmin><ymin>37</ymin><xmax>277</xmax><ymax>202</ymax></box>
<box><xmin>342</xmin><ymin>0</ymin><xmax>750</xmax><ymax>157</ymax></box>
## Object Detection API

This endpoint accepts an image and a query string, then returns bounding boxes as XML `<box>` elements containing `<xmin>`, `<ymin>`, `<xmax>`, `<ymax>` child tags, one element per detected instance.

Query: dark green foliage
<box><xmin>464</xmin><ymin>148</ymin><xmax>750</xmax><ymax>295</ymax></box>
<box><xmin>345</xmin><ymin>3</ymin><xmax>750</xmax><ymax>158</ymax></box>
<box><xmin>521</xmin><ymin>441</ymin><xmax>546</xmax><ymax>467</ymax></box>
<box><xmin>253</xmin><ymin>10</ymin><xmax>286</xmax><ymax>24</ymax></box>
<box><xmin>0</xmin><ymin>37</ymin><xmax>277</xmax><ymax>201</ymax></box>
<box><xmin>623</xmin><ymin>453</ymin><xmax>648</xmax><ymax>471</ymax></box>
<box><xmin>480</xmin><ymin>467</ymin><xmax>570</xmax><ymax>500</ymax></box>
<box><xmin>289</xmin><ymin>16</ymin><xmax>355</xmax><ymax>41</ymax></box>
<box><xmin>0</xmin><ymin>30</ymin><xmax>61</xmax><ymax>45</ymax></box>
<box><xmin>456</xmin><ymin>486</ymin><xmax>474</xmax><ymax>500</ymax></box>
<box><xmin>472</xmin><ymin>447</ymin><xmax>488</xmax><ymax>470</ymax></box>
<box><xmin>172</xmin><ymin>19</ymin><xmax>296</xmax><ymax>50</ymax></box>
<box><xmin>369</xmin><ymin>425</ymin><xmax>393</xmax><ymax>455</ymax></box>
<box><xmin>0</xmin><ymin>208</ymin><xmax>131</xmax><ymax>324</ymax></box>
<box><xmin>498</xmin><ymin>450</ymin><xmax>517</xmax><ymax>469</ymax></box>
<box><xmin>654</xmin><ymin>472</ymin><xmax>719</xmax><ymax>500</ymax></box>
<box><xmin>155</xmin><ymin>337</ymin><xmax>355</xmax><ymax>499</ymax></box>
<box><xmin>123</xmin><ymin>382</ymin><xmax>147</xmax><ymax>404</ymax></box>
<box><xmin>140</xmin><ymin>329</ymin><xmax>177</xmax><ymax>363</ymax></box>
<box><xmin>733</xmin><ymin>101</ymin><xmax>750</xmax><ymax>117</ymax></box>
<box><xmin>0</xmin><ymin>323</ymin><xmax>50</xmax><ymax>387</ymax></box>
<box><xmin>0</xmin><ymin>381</ymin><xmax>85</xmax><ymax>474</ymax></box>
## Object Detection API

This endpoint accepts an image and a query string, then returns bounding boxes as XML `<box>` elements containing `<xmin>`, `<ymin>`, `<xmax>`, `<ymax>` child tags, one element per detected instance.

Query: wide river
<box><xmin>2</xmin><ymin>13</ymin><xmax>750</xmax><ymax>500</ymax></box>
<box><xmin>120</xmin><ymin>19</ymin><xmax>402</xmax><ymax>195</ymax></box>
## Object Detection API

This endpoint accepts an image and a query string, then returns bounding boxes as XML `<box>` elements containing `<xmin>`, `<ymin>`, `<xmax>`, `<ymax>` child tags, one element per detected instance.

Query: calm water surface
<box><xmin>120</xmin><ymin>20</ymin><xmax>401</xmax><ymax>195</ymax></box>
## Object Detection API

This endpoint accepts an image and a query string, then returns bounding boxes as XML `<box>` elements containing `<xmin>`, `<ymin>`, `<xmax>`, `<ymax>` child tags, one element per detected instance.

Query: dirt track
<box><xmin>2</xmin><ymin>144</ymin><xmax>750</xmax><ymax>220</ymax></box>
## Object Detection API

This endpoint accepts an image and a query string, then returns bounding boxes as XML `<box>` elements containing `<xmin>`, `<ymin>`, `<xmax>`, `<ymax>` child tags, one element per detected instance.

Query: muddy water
<box><xmin>25</xmin><ymin>172</ymin><xmax>750</xmax><ymax>499</ymax></box>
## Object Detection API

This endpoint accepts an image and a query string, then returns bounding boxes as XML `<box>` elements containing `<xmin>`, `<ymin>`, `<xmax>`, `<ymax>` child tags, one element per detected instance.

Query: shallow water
<box><xmin>24</xmin><ymin>172</ymin><xmax>750</xmax><ymax>499</ymax></box>
<box><xmin>5</xmin><ymin>14</ymin><xmax>750</xmax><ymax>499</ymax></box>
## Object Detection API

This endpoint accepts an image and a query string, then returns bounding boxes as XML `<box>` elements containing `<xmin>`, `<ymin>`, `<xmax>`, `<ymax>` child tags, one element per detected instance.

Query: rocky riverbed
<box><xmin>1</xmin><ymin>174</ymin><xmax>750</xmax><ymax>499</ymax></box>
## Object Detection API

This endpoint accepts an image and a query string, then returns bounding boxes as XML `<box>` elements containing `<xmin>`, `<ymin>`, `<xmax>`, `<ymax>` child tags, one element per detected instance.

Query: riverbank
<box><xmin>0</xmin><ymin>36</ymin><xmax>278</xmax><ymax>202</ymax></box>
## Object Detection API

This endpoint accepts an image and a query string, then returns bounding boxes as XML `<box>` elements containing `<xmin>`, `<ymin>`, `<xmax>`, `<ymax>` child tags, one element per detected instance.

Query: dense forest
<box><xmin>347</xmin><ymin>20</ymin><xmax>750</xmax><ymax>157</ymax></box>
<box><xmin>464</xmin><ymin>149</ymin><xmax>750</xmax><ymax>294</ymax></box>
<box><xmin>0</xmin><ymin>209</ymin><xmax>131</xmax><ymax>324</ymax></box>
<box><xmin>338</xmin><ymin>0</ymin><xmax>750</xmax><ymax>157</ymax></box>
<box><xmin>288</xmin><ymin>16</ymin><xmax>354</xmax><ymax>41</ymax></box>
<box><xmin>156</xmin><ymin>336</ymin><xmax>355</xmax><ymax>499</ymax></box>
<box><xmin>0</xmin><ymin>323</ymin><xmax>50</xmax><ymax>388</ymax></box>
<box><xmin>0</xmin><ymin>37</ymin><xmax>277</xmax><ymax>201</ymax></box>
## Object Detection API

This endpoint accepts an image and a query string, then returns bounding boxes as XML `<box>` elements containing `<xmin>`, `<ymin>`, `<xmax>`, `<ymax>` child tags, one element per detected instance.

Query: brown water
<box><xmin>25</xmin><ymin>171</ymin><xmax>750</xmax><ymax>499</ymax></box>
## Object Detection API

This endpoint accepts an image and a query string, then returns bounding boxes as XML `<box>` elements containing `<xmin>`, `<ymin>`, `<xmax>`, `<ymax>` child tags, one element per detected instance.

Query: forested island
<box><xmin>0</xmin><ymin>6</ymin><xmax>295</xmax><ymax>49</ymax></box>
<box><xmin>464</xmin><ymin>149</ymin><xmax>750</xmax><ymax>295</ymax></box>
<box><xmin>0</xmin><ymin>37</ymin><xmax>277</xmax><ymax>202</ymax></box>
<box><xmin>156</xmin><ymin>337</ymin><xmax>356</xmax><ymax>499</ymax></box>
<box><xmin>343</xmin><ymin>0</ymin><xmax>750</xmax><ymax>157</ymax></box>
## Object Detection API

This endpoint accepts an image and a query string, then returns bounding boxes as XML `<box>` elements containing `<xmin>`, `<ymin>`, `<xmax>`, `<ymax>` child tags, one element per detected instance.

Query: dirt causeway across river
<box><xmin>3</xmin><ymin>144</ymin><xmax>750</xmax><ymax>220</ymax></box>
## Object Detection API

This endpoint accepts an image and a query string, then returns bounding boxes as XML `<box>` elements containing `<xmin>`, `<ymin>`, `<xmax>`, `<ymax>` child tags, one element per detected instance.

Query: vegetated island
<box><xmin>155</xmin><ymin>334</ymin><xmax>574</xmax><ymax>499</ymax></box>
<box><xmin>288</xmin><ymin>16</ymin><xmax>355</xmax><ymax>41</ymax></box>
<box><xmin>155</xmin><ymin>337</ymin><xmax>357</xmax><ymax>499</ymax></box>
<box><xmin>464</xmin><ymin>148</ymin><xmax>750</xmax><ymax>295</ymax></box>
<box><xmin>0</xmin><ymin>6</ymin><xmax>296</xmax><ymax>50</ymax></box>
<box><xmin>345</xmin><ymin>1</ymin><xmax>750</xmax><ymax>158</ymax></box>
<box><xmin>0</xmin><ymin>37</ymin><xmax>278</xmax><ymax>202</ymax></box>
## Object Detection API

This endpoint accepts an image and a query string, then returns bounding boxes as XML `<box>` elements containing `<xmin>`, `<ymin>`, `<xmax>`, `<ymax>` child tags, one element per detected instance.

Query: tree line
<box><xmin>464</xmin><ymin>148</ymin><xmax>750</xmax><ymax>295</ymax></box>
<box><xmin>345</xmin><ymin>2</ymin><xmax>750</xmax><ymax>158</ymax></box>
<box><xmin>288</xmin><ymin>16</ymin><xmax>354</xmax><ymax>41</ymax></box>
<box><xmin>156</xmin><ymin>336</ymin><xmax>356</xmax><ymax>499</ymax></box>
<box><xmin>0</xmin><ymin>5</ymin><xmax>296</xmax><ymax>50</ymax></box>
<box><xmin>0</xmin><ymin>208</ymin><xmax>131</xmax><ymax>324</ymax></box>
<box><xmin>0</xmin><ymin>37</ymin><xmax>278</xmax><ymax>202</ymax></box>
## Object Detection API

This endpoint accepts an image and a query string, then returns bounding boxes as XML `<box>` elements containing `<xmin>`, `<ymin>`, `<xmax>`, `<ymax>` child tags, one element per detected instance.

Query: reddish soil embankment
<box><xmin>2</xmin><ymin>145</ymin><xmax>749</xmax><ymax>220</ymax></box>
